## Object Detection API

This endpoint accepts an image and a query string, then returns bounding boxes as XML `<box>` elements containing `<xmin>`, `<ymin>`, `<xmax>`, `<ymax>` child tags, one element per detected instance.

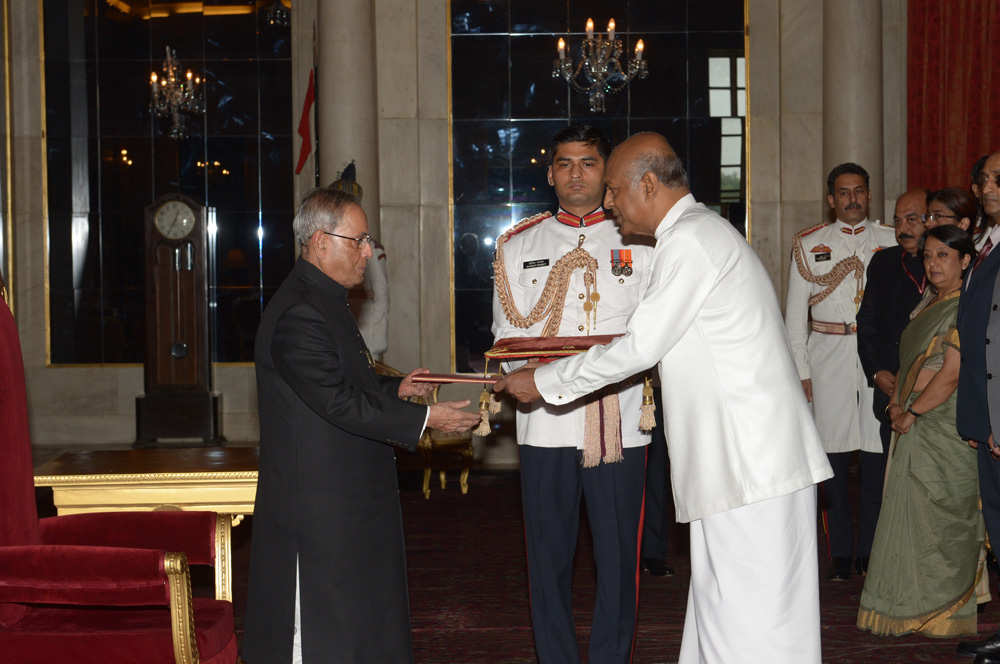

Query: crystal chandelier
<box><xmin>149</xmin><ymin>46</ymin><xmax>203</xmax><ymax>139</ymax></box>
<box><xmin>553</xmin><ymin>18</ymin><xmax>648</xmax><ymax>113</ymax></box>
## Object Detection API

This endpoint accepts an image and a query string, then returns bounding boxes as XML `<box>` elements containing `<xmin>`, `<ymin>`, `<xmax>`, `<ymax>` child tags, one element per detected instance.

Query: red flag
<box><xmin>295</xmin><ymin>68</ymin><xmax>315</xmax><ymax>175</ymax></box>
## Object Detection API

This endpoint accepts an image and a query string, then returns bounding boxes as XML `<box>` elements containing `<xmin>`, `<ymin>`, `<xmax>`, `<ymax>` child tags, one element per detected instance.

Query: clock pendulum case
<box><xmin>135</xmin><ymin>193</ymin><xmax>223</xmax><ymax>447</ymax></box>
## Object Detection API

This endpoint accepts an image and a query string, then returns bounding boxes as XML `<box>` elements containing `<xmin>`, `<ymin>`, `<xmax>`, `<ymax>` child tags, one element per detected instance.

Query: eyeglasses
<box><xmin>323</xmin><ymin>231</ymin><xmax>372</xmax><ymax>248</ymax></box>
<box><xmin>980</xmin><ymin>173</ymin><xmax>1000</xmax><ymax>189</ymax></box>
<box><xmin>926</xmin><ymin>211</ymin><xmax>957</xmax><ymax>222</ymax></box>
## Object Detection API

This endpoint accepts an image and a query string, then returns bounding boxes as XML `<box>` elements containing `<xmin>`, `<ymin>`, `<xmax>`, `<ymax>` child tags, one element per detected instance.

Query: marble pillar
<box><xmin>316</xmin><ymin>0</ymin><xmax>381</xmax><ymax>236</ymax></box>
<box><xmin>822</xmin><ymin>0</ymin><xmax>884</xmax><ymax>222</ymax></box>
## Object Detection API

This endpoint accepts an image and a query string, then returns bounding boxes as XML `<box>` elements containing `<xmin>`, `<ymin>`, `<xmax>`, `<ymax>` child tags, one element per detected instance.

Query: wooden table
<box><xmin>34</xmin><ymin>447</ymin><xmax>258</xmax><ymax>602</ymax></box>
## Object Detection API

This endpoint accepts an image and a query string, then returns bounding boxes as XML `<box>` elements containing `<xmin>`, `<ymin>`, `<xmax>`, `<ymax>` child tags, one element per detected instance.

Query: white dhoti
<box><xmin>679</xmin><ymin>486</ymin><xmax>821</xmax><ymax>664</ymax></box>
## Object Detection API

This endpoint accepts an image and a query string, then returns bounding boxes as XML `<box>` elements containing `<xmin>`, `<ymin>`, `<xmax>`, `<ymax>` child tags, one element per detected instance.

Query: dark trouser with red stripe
<box><xmin>519</xmin><ymin>444</ymin><xmax>647</xmax><ymax>664</ymax></box>
<box><xmin>823</xmin><ymin>450</ymin><xmax>884</xmax><ymax>560</ymax></box>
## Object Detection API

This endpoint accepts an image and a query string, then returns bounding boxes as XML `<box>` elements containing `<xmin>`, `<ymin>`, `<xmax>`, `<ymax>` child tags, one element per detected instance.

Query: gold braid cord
<box><xmin>493</xmin><ymin>218</ymin><xmax>600</xmax><ymax>336</ymax></box>
<box><xmin>491</xmin><ymin>215</ymin><xmax>622</xmax><ymax>466</ymax></box>
<box><xmin>792</xmin><ymin>232</ymin><xmax>864</xmax><ymax>307</ymax></box>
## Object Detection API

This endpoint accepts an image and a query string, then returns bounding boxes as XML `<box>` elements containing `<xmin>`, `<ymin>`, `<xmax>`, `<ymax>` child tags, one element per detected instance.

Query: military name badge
<box><xmin>610</xmin><ymin>249</ymin><xmax>633</xmax><ymax>276</ymax></box>
<box><xmin>810</xmin><ymin>243</ymin><xmax>832</xmax><ymax>262</ymax></box>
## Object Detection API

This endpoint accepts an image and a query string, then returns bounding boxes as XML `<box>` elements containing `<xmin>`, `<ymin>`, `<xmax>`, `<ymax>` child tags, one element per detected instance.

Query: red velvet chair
<box><xmin>0</xmin><ymin>296</ymin><xmax>238</xmax><ymax>663</ymax></box>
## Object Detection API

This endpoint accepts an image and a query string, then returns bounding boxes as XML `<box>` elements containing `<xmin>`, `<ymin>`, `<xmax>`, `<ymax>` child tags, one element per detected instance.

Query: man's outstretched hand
<box><xmin>427</xmin><ymin>400</ymin><xmax>482</xmax><ymax>434</ymax></box>
<box><xmin>493</xmin><ymin>367</ymin><xmax>541</xmax><ymax>403</ymax></box>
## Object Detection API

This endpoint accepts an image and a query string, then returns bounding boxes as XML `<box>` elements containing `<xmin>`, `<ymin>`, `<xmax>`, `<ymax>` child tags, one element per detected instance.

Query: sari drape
<box><xmin>857</xmin><ymin>291</ymin><xmax>983</xmax><ymax>637</ymax></box>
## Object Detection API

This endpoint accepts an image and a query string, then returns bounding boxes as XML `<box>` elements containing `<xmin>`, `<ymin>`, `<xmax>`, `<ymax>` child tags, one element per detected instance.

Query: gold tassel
<box><xmin>473</xmin><ymin>386</ymin><xmax>493</xmax><ymax>436</ymax></box>
<box><xmin>639</xmin><ymin>377</ymin><xmax>656</xmax><ymax>432</ymax></box>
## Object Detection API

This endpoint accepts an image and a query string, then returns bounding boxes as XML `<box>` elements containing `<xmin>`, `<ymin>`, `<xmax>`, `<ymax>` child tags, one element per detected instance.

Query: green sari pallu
<box><xmin>857</xmin><ymin>290</ymin><xmax>983</xmax><ymax>637</ymax></box>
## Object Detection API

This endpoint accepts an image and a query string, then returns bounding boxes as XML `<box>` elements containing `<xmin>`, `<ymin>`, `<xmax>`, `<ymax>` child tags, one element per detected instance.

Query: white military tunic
<box><xmin>785</xmin><ymin>218</ymin><xmax>896</xmax><ymax>454</ymax></box>
<box><xmin>491</xmin><ymin>210</ymin><xmax>652</xmax><ymax>449</ymax></box>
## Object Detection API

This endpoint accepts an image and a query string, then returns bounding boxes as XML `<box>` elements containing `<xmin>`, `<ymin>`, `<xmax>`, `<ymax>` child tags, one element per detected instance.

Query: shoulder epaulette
<box><xmin>496</xmin><ymin>211</ymin><xmax>553</xmax><ymax>247</ymax></box>
<box><xmin>794</xmin><ymin>222</ymin><xmax>829</xmax><ymax>239</ymax></box>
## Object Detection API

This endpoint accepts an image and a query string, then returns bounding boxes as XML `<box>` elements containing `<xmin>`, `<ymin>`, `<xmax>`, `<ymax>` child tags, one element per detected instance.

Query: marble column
<box><xmin>316</xmin><ymin>0</ymin><xmax>381</xmax><ymax>236</ymax></box>
<box><xmin>822</xmin><ymin>0</ymin><xmax>884</xmax><ymax>221</ymax></box>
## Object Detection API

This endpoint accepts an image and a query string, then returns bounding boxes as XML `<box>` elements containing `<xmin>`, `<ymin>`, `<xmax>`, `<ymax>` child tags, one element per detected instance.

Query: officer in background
<box><xmin>785</xmin><ymin>163</ymin><xmax>896</xmax><ymax>580</ymax></box>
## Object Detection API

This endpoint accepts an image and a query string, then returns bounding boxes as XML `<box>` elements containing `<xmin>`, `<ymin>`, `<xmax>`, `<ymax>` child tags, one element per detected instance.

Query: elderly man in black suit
<box><xmin>855</xmin><ymin>188</ymin><xmax>927</xmax><ymax>573</ymax></box>
<box><xmin>242</xmin><ymin>187</ymin><xmax>480</xmax><ymax>664</ymax></box>
<box><xmin>957</xmin><ymin>150</ymin><xmax>1000</xmax><ymax>663</ymax></box>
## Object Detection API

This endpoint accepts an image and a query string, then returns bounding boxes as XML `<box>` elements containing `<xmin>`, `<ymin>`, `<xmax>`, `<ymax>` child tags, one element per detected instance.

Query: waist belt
<box><xmin>811</xmin><ymin>320</ymin><xmax>857</xmax><ymax>335</ymax></box>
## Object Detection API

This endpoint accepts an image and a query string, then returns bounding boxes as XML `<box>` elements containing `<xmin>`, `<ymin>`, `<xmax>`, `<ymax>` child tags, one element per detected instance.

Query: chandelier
<box><xmin>149</xmin><ymin>46</ymin><xmax>203</xmax><ymax>139</ymax></box>
<box><xmin>553</xmin><ymin>18</ymin><xmax>648</xmax><ymax>113</ymax></box>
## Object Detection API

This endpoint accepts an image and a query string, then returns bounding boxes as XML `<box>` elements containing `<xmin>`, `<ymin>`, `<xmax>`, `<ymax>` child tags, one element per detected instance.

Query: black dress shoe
<box><xmin>958</xmin><ymin>633</ymin><xmax>1000</xmax><ymax>657</ymax></box>
<box><xmin>641</xmin><ymin>558</ymin><xmax>675</xmax><ymax>577</ymax></box>
<box><xmin>974</xmin><ymin>654</ymin><xmax>1000</xmax><ymax>664</ymax></box>
<box><xmin>827</xmin><ymin>557</ymin><xmax>852</xmax><ymax>581</ymax></box>
<box><xmin>855</xmin><ymin>556</ymin><xmax>870</xmax><ymax>576</ymax></box>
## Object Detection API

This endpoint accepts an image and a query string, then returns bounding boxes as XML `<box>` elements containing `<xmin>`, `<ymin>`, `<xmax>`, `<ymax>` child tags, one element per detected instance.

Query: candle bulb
<box><xmin>557</xmin><ymin>38</ymin><xmax>566</xmax><ymax>60</ymax></box>
<box><xmin>608</xmin><ymin>19</ymin><xmax>615</xmax><ymax>42</ymax></box>
<box><xmin>586</xmin><ymin>18</ymin><xmax>594</xmax><ymax>41</ymax></box>
<box><xmin>635</xmin><ymin>39</ymin><xmax>644</xmax><ymax>61</ymax></box>
<box><xmin>150</xmin><ymin>72</ymin><xmax>158</xmax><ymax>94</ymax></box>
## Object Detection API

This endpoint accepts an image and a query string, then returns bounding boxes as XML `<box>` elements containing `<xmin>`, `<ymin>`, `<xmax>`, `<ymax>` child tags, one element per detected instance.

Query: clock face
<box><xmin>155</xmin><ymin>201</ymin><xmax>197</xmax><ymax>240</ymax></box>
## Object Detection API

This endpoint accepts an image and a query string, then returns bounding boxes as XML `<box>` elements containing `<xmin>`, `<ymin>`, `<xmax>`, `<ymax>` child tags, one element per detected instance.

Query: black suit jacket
<box><xmin>243</xmin><ymin>259</ymin><xmax>427</xmax><ymax>664</ymax></box>
<box><xmin>957</xmin><ymin>241</ymin><xmax>1000</xmax><ymax>443</ymax></box>
<box><xmin>856</xmin><ymin>245</ymin><xmax>926</xmax><ymax>421</ymax></box>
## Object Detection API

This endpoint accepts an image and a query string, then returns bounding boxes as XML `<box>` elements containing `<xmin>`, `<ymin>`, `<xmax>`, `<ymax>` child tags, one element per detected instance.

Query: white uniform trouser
<box><xmin>293</xmin><ymin>557</ymin><xmax>302</xmax><ymax>664</ymax></box>
<box><xmin>679</xmin><ymin>486</ymin><xmax>821</xmax><ymax>664</ymax></box>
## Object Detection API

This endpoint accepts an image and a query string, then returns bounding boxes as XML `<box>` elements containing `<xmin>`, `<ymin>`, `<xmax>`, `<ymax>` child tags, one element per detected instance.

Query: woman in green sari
<box><xmin>858</xmin><ymin>225</ymin><xmax>982</xmax><ymax>637</ymax></box>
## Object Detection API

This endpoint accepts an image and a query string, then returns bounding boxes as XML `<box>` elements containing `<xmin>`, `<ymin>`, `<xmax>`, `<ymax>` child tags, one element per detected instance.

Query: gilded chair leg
<box><xmin>214</xmin><ymin>513</ymin><xmax>233</xmax><ymax>602</ymax></box>
<box><xmin>460</xmin><ymin>466</ymin><xmax>470</xmax><ymax>494</ymax></box>
<box><xmin>439</xmin><ymin>469</ymin><xmax>447</xmax><ymax>489</ymax></box>
<box><xmin>422</xmin><ymin>467</ymin><xmax>431</xmax><ymax>499</ymax></box>
<box><xmin>165</xmin><ymin>552</ymin><xmax>200</xmax><ymax>664</ymax></box>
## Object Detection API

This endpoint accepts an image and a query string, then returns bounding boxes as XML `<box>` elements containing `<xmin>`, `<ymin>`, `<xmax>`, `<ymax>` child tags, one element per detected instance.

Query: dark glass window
<box><xmin>451</xmin><ymin>0</ymin><xmax>746</xmax><ymax>372</ymax></box>
<box><xmin>44</xmin><ymin>1</ymin><xmax>293</xmax><ymax>363</ymax></box>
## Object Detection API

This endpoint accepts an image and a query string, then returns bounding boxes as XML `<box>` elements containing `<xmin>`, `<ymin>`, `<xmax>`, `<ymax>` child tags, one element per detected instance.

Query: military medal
<box><xmin>610</xmin><ymin>249</ymin><xmax>633</xmax><ymax>277</ymax></box>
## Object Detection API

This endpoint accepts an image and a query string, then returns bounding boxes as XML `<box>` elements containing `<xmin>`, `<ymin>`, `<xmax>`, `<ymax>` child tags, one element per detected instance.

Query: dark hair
<box><xmin>549</xmin><ymin>125</ymin><xmax>612</xmax><ymax>164</ymax></box>
<box><xmin>292</xmin><ymin>187</ymin><xmax>361</xmax><ymax>247</ymax></box>
<box><xmin>972</xmin><ymin>154</ymin><xmax>990</xmax><ymax>187</ymax></box>
<box><xmin>919</xmin><ymin>224</ymin><xmax>977</xmax><ymax>267</ymax></box>
<box><xmin>826</xmin><ymin>163</ymin><xmax>870</xmax><ymax>196</ymax></box>
<box><xmin>928</xmin><ymin>187</ymin><xmax>978</xmax><ymax>225</ymax></box>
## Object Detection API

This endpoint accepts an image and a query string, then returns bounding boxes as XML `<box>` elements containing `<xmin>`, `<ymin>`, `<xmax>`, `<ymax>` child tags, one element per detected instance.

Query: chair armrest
<box><xmin>0</xmin><ymin>545</ymin><xmax>172</xmax><ymax>605</ymax></box>
<box><xmin>39</xmin><ymin>511</ymin><xmax>217</xmax><ymax>565</ymax></box>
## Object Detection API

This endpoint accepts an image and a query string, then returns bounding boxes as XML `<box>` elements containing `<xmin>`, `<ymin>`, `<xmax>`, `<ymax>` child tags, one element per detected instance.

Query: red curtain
<box><xmin>907</xmin><ymin>0</ymin><xmax>1000</xmax><ymax>190</ymax></box>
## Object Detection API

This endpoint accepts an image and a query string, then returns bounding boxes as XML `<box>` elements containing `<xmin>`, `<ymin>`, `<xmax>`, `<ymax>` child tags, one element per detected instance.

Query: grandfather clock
<box><xmin>135</xmin><ymin>193</ymin><xmax>223</xmax><ymax>446</ymax></box>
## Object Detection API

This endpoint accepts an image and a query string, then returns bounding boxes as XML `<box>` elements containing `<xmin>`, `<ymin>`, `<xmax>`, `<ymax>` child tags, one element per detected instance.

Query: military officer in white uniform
<box><xmin>785</xmin><ymin>162</ymin><xmax>897</xmax><ymax>580</ymax></box>
<box><xmin>491</xmin><ymin>125</ymin><xmax>652</xmax><ymax>664</ymax></box>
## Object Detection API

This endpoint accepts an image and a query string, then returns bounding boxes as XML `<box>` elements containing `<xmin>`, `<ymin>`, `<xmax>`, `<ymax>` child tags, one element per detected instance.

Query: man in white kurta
<box><xmin>491</xmin><ymin>125</ymin><xmax>652</xmax><ymax>664</ymax></box>
<box><xmin>784</xmin><ymin>163</ymin><xmax>895</xmax><ymax>579</ymax></box>
<box><xmin>495</xmin><ymin>133</ymin><xmax>833</xmax><ymax>664</ymax></box>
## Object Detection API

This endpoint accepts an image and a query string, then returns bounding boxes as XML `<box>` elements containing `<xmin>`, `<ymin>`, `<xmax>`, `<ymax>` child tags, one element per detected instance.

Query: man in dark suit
<box><xmin>956</xmin><ymin>150</ymin><xmax>1000</xmax><ymax>662</ymax></box>
<box><xmin>242</xmin><ymin>188</ymin><xmax>480</xmax><ymax>664</ymax></box>
<box><xmin>855</xmin><ymin>188</ymin><xmax>927</xmax><ymax>573</ymax></box>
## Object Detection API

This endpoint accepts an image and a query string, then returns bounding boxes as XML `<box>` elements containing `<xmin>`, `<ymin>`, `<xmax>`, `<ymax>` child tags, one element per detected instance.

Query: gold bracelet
<box><xmin>885</xmin><ymin>403</ymin><xmax>898</xmax><ymax>418</ymax></box>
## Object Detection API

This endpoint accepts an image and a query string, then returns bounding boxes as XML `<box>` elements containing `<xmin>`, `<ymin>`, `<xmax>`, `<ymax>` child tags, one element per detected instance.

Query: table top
<box><xmin>34</xmin><ymin>447</ymin><xmax>259</xmax><ymax>486</ymax></box>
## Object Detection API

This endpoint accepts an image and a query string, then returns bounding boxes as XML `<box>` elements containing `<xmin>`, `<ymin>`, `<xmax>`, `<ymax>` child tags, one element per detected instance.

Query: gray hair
<box><xmin>292</xmin><ymin>187</ymin><xmax>361</xmax><ymax>247</ymax></box>
<box><xmin>623</xmin><ymin>133</ymin><xmax>689</xmax><ymax>190</ymax></box>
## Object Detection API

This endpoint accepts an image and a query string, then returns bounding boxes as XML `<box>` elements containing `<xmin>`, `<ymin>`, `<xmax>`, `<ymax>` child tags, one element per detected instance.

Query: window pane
<box><xmin>736</xmin><ymin>57</ymin><xmax>746</xmax><ymax>87</ymax></box>
<box><xmin>721</xmin><ymin>117</ymin><xmax>742</xmax><ymax>135</ymax></box>
<box><xmin>708</xmin><ymin>57</ymin><xmax>730</xmax><ymax>88</ymax></box>
<box><xmin>737</xmin><ymin>89</ymin><xmax>746</xmax><ymax>117</ymax></box>
<box><xmin>721</xmin><ymin>135</ymin><xmax>742</xmax><ymax>166</ymax></box>
<box><xmin>709</xmin><ymin>89</ymin><xmax>731</xmax><ymax>117</ymax></box>
<box><xmin>720</xmin><ymin>166</ymin><xmax>742</xmax><ymax>192</ymax></box>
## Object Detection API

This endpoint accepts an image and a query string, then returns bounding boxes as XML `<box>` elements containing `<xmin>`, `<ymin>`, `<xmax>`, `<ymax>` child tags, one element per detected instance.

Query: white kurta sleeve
<box><xmin>784</xmin><ymin>249</ymin><xmax>812</xmax><ymax>381</ymax></box>
<box><xmin>535</xmin><ymin>227</ymin><xmax>717</xmax><ymax>406</ymax></box>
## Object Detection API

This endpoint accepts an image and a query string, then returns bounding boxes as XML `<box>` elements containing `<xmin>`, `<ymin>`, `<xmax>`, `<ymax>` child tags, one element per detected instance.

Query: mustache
<box><xmin>845</xmin><ymin>203</ymin><xmax>862</xmax><ymax>210</ymax></box>
<box><xmin>899</xmin><ymin>233</ymin><xmax>916</xmax><ymax>240</ymax></box>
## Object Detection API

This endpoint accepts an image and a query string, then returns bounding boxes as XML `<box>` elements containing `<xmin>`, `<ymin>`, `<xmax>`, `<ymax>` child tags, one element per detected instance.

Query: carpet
<box><xmin>149</xmin><ymin>469</ymin><xmax>1000</xmax><ymax>662</ymax></box>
